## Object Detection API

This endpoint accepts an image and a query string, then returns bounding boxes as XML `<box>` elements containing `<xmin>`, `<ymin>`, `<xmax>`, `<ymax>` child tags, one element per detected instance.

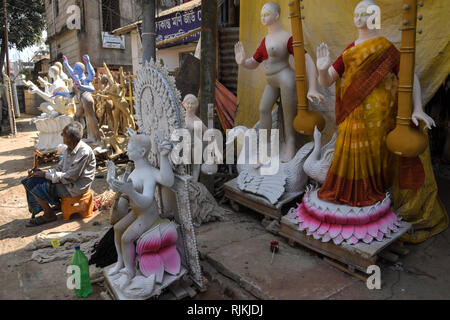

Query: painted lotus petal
<box><xmin>324</xmin><ymin>212</ymin><xmax>336</xmax><ymax>224</ymax></box>
<box><xmin>160</xmin><ymin>221</ymin><xmax>178</xmax><ymax>248</ymax></box>
<box><xmin>389</xmin><ymin>224</ymin><xmax>398</xmax><ymax>232</ymax></box>
<box><xmin>367</xmin><ymin>222</ymin><xmax>379</xmax><ymax>238</ymax></box>
<box><xmin>139</xmin><ymin>253</ymin><xmax>165</xmax><ymax>283</ymax></box>
<box><xmin>311</xmin><ymin>207</ymin><xmax>326</xmax><ymax>222</ymax></box>
<box><xmin>354</xmin><ymin>224</ymin><xmax>368</xmax><ymax>240</ymax></box>
<box><xmin>317</xmin><ymin>222</ymin><xmax>331</xmax><ymax>235</ymax></box>
<box><xmin>378</xmin><ymin>215</ymin><xmax>390</xmax><ymax>234</ymax></box>
<box><xmin>136</xmin><ymin>225</ymin><xmax>161</xmax><ymax>255</ymax></box>
<box><xmin>363</xmin><ymin>234</ymin><xmax>374</xmax><ymax>244</ymax></box>
<box><xmin>358</xmin><ymin>213</ymin><xmax>371</xmax><ymax>226</ymax></box>
<box><xmin>376</xmin><ymin>231</ymin><xmax>384</xmax><ymax>241</ymax></box>
<box><xmin>341</xmin><ymin>225</ymin><xmax>355</xmax><ymax>240</ymax></box>
<box><xmin>159</xmin><ymin>245</ymin><xmax>181</xmax><ymax>276</ymax></box>
<box><xmin>387</xmin><ymin>212</ymin><xmax>397</xmax><ymax>231</ymax></box>
<box><xmin>306</xmin><ymin>216</ymin><xmax>321</xmax><ymax>233</ymax></box>
<box><xmin>312</xmin><ymin>231</ymin><xmax>322</xmax><ymax>240</ymax></box>
<box><xmin>301</xmin><ymin>212</ymin><xmax>317</xmax><ymax>230</ymax></box>
<box><xmin>346</xmin><ymin>214</ymin><xmax>359</xmax><ymax>226</ymax></box>
<box><xmin>332</xmin><ymin>234</ymin><xmax>344</xmax><ymax>245</ymax></box>
<box><xmin>297</xmin><ymin>222</ymin><xmax>307</xmax><ymax>231</ymax></box>
<box><xmin>321</xmin><ymin>233</ymin><xmax>331</xmax><ymax>243</ymax></box>
<box><xmin>347</xmin><ymin>236</ymin><xmax>359</xmax><ymax>245</ymax></box>
<box><xmin>384</xmin><ymin>229</ymin><xmax>392</xmax><ymax>238</ymax></box>
<box><xmin>328</xmin><ymin>224</ymin><xmax>342</xmax><ymax>239</ymax></box>
<box><xmin>296</xmin><ymin>206</ymin><xmax>307</xmax><ymax>223</ymax></box>
<box><xmin>334</xmin><ymin>212</ymin><xmax>347</xmax><ymax>225</ymax></box>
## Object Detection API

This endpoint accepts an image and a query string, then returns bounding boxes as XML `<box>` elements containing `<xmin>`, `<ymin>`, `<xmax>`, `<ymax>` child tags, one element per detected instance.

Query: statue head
<box><xmin>100</xmin><ymin>75</ymin><xmax>109</xmax><ymax>86</ymax></box>
<box><xmin>182</xmin><ymin>94</ymin><xmax>199</xmax><ymax>113</ymax></box>
<box><xmin>127</xmin><ymin>134</ymin><xmax>152</xmax><ymax>161</ymax></box>
<box><xmin>73</xmin><ymin>62</ymin><xmax>86</xmax><ymax>79</ymax></box>
<box><xmin>55</xmin><ymin>62</ymin><xmax>63</xmax><ymax>73</ymax></box>
<box><xmin>261</xmin><ymin>2</ymin><xmax>280</xmax><ymax>26</ymax></box>
<box><xmin>354</xmin><ymin>0</ymin><xmax>378</xmax><ymax>29</ymax></box>
<box><xmin>48</xmin><ymin>65</ymin><xmax>60</xmax><ymax>81</ymax></box>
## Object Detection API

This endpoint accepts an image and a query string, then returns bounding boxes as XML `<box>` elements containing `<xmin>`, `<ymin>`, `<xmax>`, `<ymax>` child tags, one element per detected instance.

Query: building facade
<box><xmin>45</xmin><ymin>0</ymin><xmax>142</xmax><ymax>71</ymax></box>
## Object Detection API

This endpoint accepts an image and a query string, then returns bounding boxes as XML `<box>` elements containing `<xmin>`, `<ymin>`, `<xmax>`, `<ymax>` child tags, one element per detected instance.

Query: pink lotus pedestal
<box><xmin>284</xmin><ymin>188</ymin><xmax>403</xmax><ymax>246</ymax></box>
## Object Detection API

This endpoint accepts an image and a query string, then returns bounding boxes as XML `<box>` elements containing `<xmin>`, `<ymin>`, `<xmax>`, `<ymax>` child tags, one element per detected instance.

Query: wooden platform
<box><xmin>279</xmin><ymin>216</ymin><xmax>412</xmax><ymax>279</ymax></box>
<box><xmin>104</xmin><ymin>265</ymin><xmax>193</xmax><ymax>300</ymax></box>
<box><xmin>224</xmin><ymin>177</ymin><xmax>303</xmax><ymax>221</ymax></box>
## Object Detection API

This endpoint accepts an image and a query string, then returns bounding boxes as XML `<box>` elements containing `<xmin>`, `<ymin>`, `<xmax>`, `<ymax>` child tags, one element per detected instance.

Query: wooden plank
<box><xmin>282</xmin><ymin>216</ymin><xmax>411</xmax><ymax>259</ymax></box>
<box><xmin>323</xmin><ymin>257</ymin><xmax>368</xmax><ymax>282</ymax></box>
<box><xmin>279</xmin><ymin>222</ymin><xmax>377</xmax><ymax>272</ymax></box>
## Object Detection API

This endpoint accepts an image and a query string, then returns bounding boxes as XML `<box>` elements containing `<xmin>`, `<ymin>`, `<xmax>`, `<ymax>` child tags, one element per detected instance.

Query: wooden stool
<box><xmin>61</xmin><ymin>190</ymin><xmax>94</xmax><ymax>221</ymax></box>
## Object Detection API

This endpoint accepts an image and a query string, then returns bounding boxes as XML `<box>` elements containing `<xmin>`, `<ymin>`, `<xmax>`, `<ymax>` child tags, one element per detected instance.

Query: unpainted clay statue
<box><xmin>182</xmin><ymin>94</ymin><xmax>219</xmax><ymax>181</ymax></box>
<box><xmin>54</xmin><ymin>54</ymin><xmax>102</xmax><ymax>145</ymax></box>
<box><xmin>106</xmin><ymin>132</ymin><xmax>174</xmax><ymax>292</ymax></box>
<box><xmin>234</xmin><ymin>1</ymin><xmax>324</xmax><ymax>162</ymax></box>
<box><xmin>23</xmin><ymin>64</ymin><xmax>76</xmax><ymax>151</ymax></box>
<box><xmin>94</xmin><ymin>75</ymin><xmax>115</xmax><ymax>130</ymax></box>
<box><xmin>102</xmin><ymin>63</ymin><xmax>136</xmax><ymax>136</ymax></box>
<box><xmin>24</xmin><ymin>65</ymin><xmax>76</xmax><ymax>117</ymax></box>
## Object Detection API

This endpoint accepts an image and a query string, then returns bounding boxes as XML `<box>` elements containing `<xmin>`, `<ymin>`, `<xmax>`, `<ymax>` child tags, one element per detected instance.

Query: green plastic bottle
<box><xmin>71</xmin><ymin>244</ymin><xmax>92</xmax><ymax>298</ymax></box>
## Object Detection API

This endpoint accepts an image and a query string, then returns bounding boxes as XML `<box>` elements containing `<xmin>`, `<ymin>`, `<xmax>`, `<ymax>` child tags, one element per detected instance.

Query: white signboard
<box><xmin>102</xmin><ymin>32</ymin><xmax>126</xmax><ymax>49</ymax></box>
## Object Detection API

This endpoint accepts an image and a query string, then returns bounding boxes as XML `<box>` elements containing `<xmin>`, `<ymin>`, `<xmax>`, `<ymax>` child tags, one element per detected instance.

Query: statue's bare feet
<box><xmin>119</xmin><ymin>270</ymin><xmax>133</xmax><ymax>291</ymax></box>
<box><xmin>107</xmin><ymin>262</ymin><xmax>123</xmax><ymax>276</ymax></box>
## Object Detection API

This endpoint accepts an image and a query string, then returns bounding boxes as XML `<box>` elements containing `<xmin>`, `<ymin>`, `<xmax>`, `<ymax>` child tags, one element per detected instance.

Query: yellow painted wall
<box><xmin>236</xmin><ymin>0</ymin><xmax>450</xmax><ymax>128</ymax></box>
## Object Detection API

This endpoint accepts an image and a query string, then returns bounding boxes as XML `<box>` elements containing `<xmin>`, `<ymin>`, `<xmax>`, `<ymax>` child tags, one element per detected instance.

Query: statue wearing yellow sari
<box><xmin>286</xmin><ymin>0</ymin><xmax>447</xmax><ymax>245</ymax></box>
<box><xmin>315</xmin><ymin>0</ymin><xmax>447</xmax><ymax>243</ymax></box>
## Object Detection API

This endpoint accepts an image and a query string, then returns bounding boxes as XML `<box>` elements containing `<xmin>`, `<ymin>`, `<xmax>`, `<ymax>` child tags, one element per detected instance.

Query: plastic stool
<box><xmin>61</xmin><ymin>190</ymin><xmax>94</xmax><ymax>221</ymax></box>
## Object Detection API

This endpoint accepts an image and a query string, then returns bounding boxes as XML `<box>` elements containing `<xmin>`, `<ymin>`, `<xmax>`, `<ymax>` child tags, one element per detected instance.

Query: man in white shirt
<box><xmin>23</xmin><ymin>121</ymin><xmax>96</xmax><ymax>227</ymax></box>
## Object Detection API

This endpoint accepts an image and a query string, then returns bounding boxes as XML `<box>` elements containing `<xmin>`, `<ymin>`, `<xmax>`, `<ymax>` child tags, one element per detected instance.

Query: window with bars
<box><xmin>102</xmin><ymin>0</ymin><xmax>121</xmax><ymax>32</ymax></box>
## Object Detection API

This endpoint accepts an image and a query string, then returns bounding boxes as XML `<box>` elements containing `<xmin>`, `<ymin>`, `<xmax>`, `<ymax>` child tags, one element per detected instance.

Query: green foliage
<box><xmin>0</xmin><ymin>0</ymin><xmax>46</xmax><ymax>51</ymax></box>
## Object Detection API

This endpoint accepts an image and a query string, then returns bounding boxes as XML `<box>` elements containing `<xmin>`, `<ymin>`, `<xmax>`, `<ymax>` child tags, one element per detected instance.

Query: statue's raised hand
<box><xmin>316</xmin><ymin>43</ymin><xmax>332</xmax><ymax>72</ymax></box>
<box><xmin>83</xmin><ymin>55</ymin><xmax>90</xmax><ymax>63</ymax></box>
<box><xmin>62</xmin><ymin>55</ymin><xmax>68</xmax><ymax>62</ymax></box>
<box><xmin>157</xmin><ymin>139</ymin><xmax>173</xmax><ymax>157</ymax></box>
<box><xmin>110</xmin><ymin>179</ymin><xmax>134</xmax><ymax>196</ymax></box>
<box><xmin>234</xmin><ymin>42</ymin><xmax>246</xmax><ymax>65</ymax></box>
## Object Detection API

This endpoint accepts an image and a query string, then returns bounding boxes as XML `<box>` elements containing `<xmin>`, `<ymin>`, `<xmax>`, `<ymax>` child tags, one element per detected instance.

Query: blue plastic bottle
<box><xmin>71</xmin><ymin>244</ymin><xmax>92</xmax><ymax>298</ymax></box>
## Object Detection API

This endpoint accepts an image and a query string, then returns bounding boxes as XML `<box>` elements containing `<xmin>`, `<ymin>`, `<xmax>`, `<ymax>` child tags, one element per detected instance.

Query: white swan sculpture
<box><xmin>226</xmin><ymin>126</ymin><xmax>314</xmax><ymax>204</ymax></box>
<box><xmin>303</xmin><ymin>126</ymin><xmax>337</xmax><ymax>184</ymax></box>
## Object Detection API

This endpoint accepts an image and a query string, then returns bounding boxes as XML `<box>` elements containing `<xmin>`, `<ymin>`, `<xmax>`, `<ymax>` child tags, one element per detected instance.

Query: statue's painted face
<box><xmin>183</xmin><ymin>96</ymin><xmax>199</xmax><ymax>112</ymax></box>
<box><xmin>261</xmin><ymin>4</ymin><xmax>279</xmax><ymax>26</ymax></box>
<box><xmin>73</xmin><ymin>63</ymin><xmax>84</xmax><ymax>79</ymax></box>
<box><xmin>354</xmin><ymin>2</ymin><xmax>373</xmax><ymax>29</ymax></box>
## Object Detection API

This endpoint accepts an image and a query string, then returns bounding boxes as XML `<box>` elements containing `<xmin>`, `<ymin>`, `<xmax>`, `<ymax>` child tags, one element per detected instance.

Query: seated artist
<box><xmin>22</xmin><ymin>121</ymin><xmax>96</xmax><ymax>227</ymax></box>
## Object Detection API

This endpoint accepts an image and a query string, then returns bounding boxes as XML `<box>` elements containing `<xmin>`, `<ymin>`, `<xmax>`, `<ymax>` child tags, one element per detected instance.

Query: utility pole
<box><xmin>3</xmin><ymin>0</ymin><xmax>16</xmax><ymax>136</ymax></box>
<box><xmin>200</xmin><ymin>0</ymin><xmax>217</xmax><ymax>123</ymax></box>
<box><xmin>142</xmin><ymin>0</ymin><xmax>156</xmax><ymax>64</ymax></box>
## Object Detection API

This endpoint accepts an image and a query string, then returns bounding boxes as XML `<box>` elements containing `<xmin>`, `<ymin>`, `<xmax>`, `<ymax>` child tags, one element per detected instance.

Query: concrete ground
<box><xmin>1</xmin><ymin>116</ymin><xmax>449</xmax><ymax>300</ymax></box>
